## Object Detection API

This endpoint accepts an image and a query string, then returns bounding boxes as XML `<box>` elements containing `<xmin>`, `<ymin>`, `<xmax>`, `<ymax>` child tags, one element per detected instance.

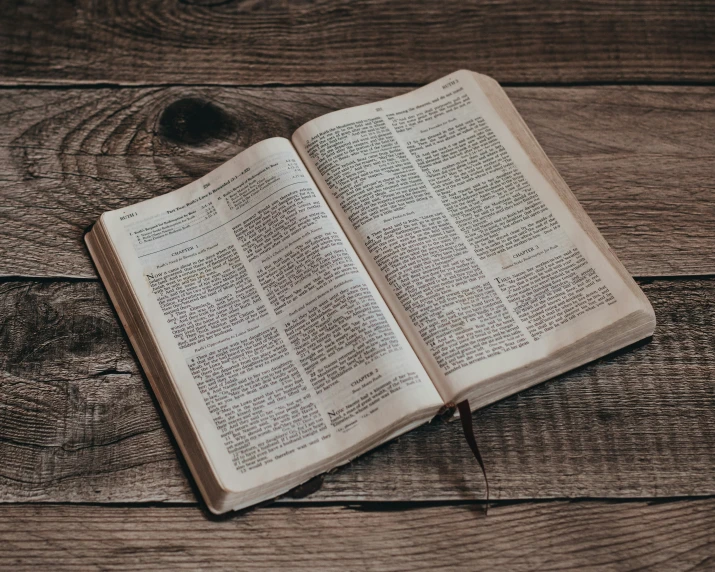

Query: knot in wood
<box><xmin>159</xmin><ymin>98</ymin><xmax>234</xmax><ymax>146</ymax></box>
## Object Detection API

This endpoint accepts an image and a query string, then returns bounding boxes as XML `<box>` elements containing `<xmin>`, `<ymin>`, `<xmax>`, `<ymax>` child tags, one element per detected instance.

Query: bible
<box><xmin>86</xmin><ymin>70</ymin><xmax>655</xmax><ymax>514</ymax></box>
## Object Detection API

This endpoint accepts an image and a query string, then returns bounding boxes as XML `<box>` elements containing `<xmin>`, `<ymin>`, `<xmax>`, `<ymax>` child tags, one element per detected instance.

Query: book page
<box><xmin>101</xmin><ymin>138</ymin><xmax>442</xmax><ymax>493</ymax></box>
<box><xmin>293</xmin><ymin>71</ymin><xmax>647</xmax><ymax>401</ymax></box>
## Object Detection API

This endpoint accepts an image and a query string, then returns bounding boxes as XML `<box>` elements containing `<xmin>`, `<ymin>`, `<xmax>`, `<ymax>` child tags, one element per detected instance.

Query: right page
<box><xmin>292</xmin><ymin>70</ymin><xmax>654</xmax><ymax>404</ymax></box>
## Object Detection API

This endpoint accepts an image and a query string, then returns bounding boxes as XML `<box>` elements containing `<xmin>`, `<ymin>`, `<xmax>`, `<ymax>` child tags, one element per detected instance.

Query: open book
<box><xmin>86</xmin><ymin>71</ymin><xmax>655</xmax><ymax>514</ymax></box>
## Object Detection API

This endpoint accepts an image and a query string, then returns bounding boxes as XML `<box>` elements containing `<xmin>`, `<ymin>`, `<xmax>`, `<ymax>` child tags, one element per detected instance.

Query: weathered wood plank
<box><xmin>1</xmin><ymin>278</ymin><xmax>713</xmax><ymax>503</ymax></box>
<box><xmin>1</xmin><ymin>1</ymin><xmax>714</xmax><ymax>85</ymax></box>
<box><xmin>0</xmin><ymin>281</ymin><xmax>191</xmax><ymax>502</ymax></box>
<box><xmin>1</xmin><ymin>500</ymin><xmax>714</xmax><ymax>571</ymax></box>
<box><xmin>2</xmin><ymin>85</ymin><xmax>714</xmax><ymax>278</ymax></box>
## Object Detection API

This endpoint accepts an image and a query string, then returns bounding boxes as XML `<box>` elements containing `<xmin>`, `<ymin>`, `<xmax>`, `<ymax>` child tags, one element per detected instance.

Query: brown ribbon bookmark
<box><xmin>456</xmin><ymin>399</ymin><xmax>489</xmax><ymax>512</ymax></box>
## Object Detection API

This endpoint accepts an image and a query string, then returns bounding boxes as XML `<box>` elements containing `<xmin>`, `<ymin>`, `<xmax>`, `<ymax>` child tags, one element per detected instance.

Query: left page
<box><xmin>100</xmin><ymin>138</ymin><xmax>443</xmax><ymax>501</ymax></box>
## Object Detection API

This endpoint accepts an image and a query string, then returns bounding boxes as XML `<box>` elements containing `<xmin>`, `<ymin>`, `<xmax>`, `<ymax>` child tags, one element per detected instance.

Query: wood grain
<box><xmin>1</xmin><ymin>1</ymin><xmax>714</xmax><ymax>86</ymax></box>
<box><xmin>2</xmin><ymin>85</ymin><xmax>714</xmax><ymax>278</ymax></box>
<box><xmin>2</xmin><ymin>3</ymin><xmax>713</xmax><ymax>566</ymax></box>
<box><xmin>1</xmin><ymin>500</ymin><xmax>714</xmax><ymax>571</ymax></box>
<box><xmin>1</xmin><ymin>278</ymin><xmax>713</xmax><ymax>504</ymax></box>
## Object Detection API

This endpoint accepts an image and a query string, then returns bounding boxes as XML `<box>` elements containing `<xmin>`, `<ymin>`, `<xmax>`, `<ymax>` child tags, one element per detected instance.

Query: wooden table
<box><xmin>1</xmin><ymin>1</ymin><xmax>714</xmax><ymax>569</ymax></box>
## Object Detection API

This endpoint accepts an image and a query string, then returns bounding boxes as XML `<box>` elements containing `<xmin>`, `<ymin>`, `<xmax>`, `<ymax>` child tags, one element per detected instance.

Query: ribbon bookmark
<box><xmin>456</xmin><ymin>399</ymin><xmax>489</xmax><ymax>511</ymax></box>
